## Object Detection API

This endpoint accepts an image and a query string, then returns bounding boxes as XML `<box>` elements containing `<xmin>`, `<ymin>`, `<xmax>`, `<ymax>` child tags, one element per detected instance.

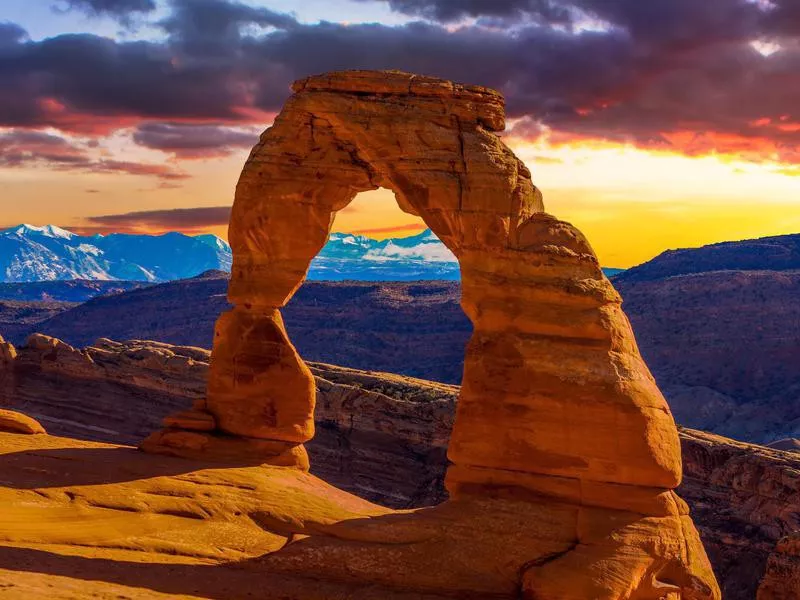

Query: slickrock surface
<box><xmin>2</xmin><ymin>335</ymin><xmax>455</xmax><ymax>508</ymax></box>
<box><xmin>3</xmin><ymin>334</ymin><xmax>798</xmax><ymax>596</ymax></box>
<box><xmin>0</xmin><ymin>430</ymin><xmax>713</xmax><ymax>600</ymax></box>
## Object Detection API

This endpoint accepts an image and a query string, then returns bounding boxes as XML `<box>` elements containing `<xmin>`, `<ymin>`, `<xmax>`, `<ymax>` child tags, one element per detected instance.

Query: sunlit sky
<box><xmin>1</xmin><ymin>0</ymin><xmax>798</xmax><ymax>267</ymax></box>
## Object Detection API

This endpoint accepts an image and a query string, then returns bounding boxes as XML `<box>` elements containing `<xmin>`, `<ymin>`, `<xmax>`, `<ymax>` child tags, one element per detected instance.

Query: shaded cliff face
<box><xmin>610</xmin><ymin>233</ymin><xmax>800</xmax><ymax>444</ymax></box>
<box><xmin>3</xmin><ymin>335</ymin><xmax>798</xmax><ymax>597</ymax></box>
<box><xmin>615</xmin><ymin>270</ymin><xmax>800</xmax><ymax>443</ymax></box>
<box><xmin>679</xmin><ymin>429</ymin><xmax>800</xmax><ymax>599</ymax></box>
<box><xmin>0</xmin><ymin>300</ymin><xmax>75</xmax><ymax>344</ymax></box>
<box><xmin>21</xmin><ymin>276</ymin><xmax>472</xmax><ymax>384</ymax></box>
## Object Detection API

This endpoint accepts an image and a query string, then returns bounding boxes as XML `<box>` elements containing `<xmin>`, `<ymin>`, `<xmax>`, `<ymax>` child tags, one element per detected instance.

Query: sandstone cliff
<box><xmin>3</xmin><ymin>334</ymin><xmax>797</xmax><ymax>597</ymax></box>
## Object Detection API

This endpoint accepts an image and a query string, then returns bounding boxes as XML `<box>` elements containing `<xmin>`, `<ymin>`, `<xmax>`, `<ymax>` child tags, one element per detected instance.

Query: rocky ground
<box><xmin>1</xmin><ymin>335</ymin><xmax>798</xmax><ymax>598</ymax></box>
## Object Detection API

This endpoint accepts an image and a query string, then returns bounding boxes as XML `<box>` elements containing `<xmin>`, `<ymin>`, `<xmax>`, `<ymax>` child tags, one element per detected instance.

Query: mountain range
<box><xmin>0</xmin><ymin>225</ymin><xmax>621</xmax><ymax>285</ymax></box>
<box><xmin>0</xmin><ymin>225</ymin><xmax>232</xmax><ymax>283</ymax></box>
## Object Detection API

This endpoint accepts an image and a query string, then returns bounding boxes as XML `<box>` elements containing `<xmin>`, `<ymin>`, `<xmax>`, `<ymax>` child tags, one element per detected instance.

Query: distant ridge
<box><xmin>0</xmin><ymin>224</ymin><xmax>232</xmax><ymax>283</ymax></box>
<box><xmin>613</xmin><ymin>233</ymin><xmax>800</xmax><ymax>284</ymax></box>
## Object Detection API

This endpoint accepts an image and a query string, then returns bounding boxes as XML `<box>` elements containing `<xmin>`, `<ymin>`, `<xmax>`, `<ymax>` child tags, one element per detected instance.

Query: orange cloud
<box><xmin>350</xmin><ymin>223</ymin><xmax>427</xmax><ymax>235</ymax></box>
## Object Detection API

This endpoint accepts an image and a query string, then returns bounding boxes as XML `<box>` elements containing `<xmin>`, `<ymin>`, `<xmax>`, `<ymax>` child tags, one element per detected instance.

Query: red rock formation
<box><xmin>758</xmin><ymin>534</ymin><xmax>800</xmax><ymax>599</ymax></box>
<box><xmin>0</xmin><ymin>408</ymin><xmax>44</xmax><ymax>434</ymax></box>
<box><xmin>0</xmin><ymin>334</ymin><xmax>16</xmax><ymax>404</ymax></box>
<box><xmin>681</xmin><ymin>429</ymin><xmax>800</xmax><ymax>599</ymax></box>
<box><xmin>142</xmin><ymin>70</ymin><xmax>717</xmax><ymax>599</ymax></box>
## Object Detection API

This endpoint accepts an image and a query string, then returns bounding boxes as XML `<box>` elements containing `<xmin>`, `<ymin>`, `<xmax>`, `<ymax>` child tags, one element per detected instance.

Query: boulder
<box><xmin>0</xmin><ymin>409</ymin><xmax>45</xmax><ymax>435</ymax></box>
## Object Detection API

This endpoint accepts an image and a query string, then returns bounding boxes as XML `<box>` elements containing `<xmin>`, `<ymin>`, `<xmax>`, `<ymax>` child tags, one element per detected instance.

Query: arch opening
<box><xmin>279</xmin><ymin>187</ymin><xmax>472</xmax><ymax>507</ymax></box>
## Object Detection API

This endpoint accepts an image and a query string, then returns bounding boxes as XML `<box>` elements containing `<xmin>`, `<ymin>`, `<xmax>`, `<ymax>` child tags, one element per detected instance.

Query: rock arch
<box><xmin>200</xmin><ymin>70</ymin><xmax>679</xmax><ymax>491</ymax></box>
<box><xmin>144</xmin><ymin>70</ymin><xmax>719</xmax><ymax>599</ymax></box>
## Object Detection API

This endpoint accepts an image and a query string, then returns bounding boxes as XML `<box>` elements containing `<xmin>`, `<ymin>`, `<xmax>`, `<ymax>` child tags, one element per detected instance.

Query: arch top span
<box><xmin>228</xmin><ymin>69</ymin><xmax>545</xmax><ymax>308</ymax></box>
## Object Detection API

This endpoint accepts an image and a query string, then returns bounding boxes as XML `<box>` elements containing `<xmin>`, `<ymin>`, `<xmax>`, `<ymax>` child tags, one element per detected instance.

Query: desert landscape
<box><xmin>2</xmin><ymin>0</ymin><xmax>800</xmax><ymax>598</ymax></box>
<box><xmin>0</xmin><ymin>69</ymin><xmax>727</xmax><ymax>599</ymax></box>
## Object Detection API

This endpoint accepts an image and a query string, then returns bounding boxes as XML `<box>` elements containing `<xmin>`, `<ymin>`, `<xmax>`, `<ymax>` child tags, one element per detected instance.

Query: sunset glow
<box><xmin>1</xmin><ymin>0</ymin><xmax>798</xmax><ymax>268</ymax></box>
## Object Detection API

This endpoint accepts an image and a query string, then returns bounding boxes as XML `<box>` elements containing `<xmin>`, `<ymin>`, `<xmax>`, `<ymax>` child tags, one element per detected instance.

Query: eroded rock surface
<box><xmin>758</xmin><ymin>533</ymin><xmax>800</xmax><ymax>599</ymax></box>
<box><xmin>0</xmin><ymin>409</ymin><xmax>45</xmax><ymax>434</ymax></box>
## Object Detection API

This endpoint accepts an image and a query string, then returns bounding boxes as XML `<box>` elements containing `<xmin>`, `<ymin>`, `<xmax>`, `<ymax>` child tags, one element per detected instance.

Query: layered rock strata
<box><xmin>139</xmin><ymin>70</ymin><xmax>717</xmax><ymax>598</ymax></box>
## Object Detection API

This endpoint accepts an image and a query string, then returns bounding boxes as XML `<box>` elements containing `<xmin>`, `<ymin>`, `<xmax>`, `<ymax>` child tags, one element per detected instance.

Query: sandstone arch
<box><xmin>144</xmin><ymin>70</ymin><xmax>719</xmax><ymax>599</ymax></box>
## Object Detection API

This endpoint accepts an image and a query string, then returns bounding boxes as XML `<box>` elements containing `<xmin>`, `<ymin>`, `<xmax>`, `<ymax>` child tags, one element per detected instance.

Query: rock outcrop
<box><xmin>5</xmin><ymin>334</ymin><xmax>207</xmax><ymax>444</ymax></box>
<box><xmin>134</xmin><ymin>69</ymin><xmax>717</xmax><ymax>598</ymax></box>
<box><xmin>0</xmin><ymin>408</ymin><xmax>45</xmax><ymax>434</ymax></box>
<box><xmin>758</xmin><ymin>534</ymin><xmax>800</xmax><ymax>599</ymax></box>
<box><xmin>680</xmin><ymin>429</ymin><xmax>800</xmax><ymax>599</ymax></box>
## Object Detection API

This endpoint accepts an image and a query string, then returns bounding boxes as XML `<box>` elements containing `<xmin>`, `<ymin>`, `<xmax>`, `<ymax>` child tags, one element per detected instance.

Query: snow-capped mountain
<box><xmin>0</xmin><ymin>225</ymin><xmax>621</xmax><ymax>283</ymax></box>
<box><xmin>0</xmin><ymin>225</ymin><xmax>232</xmax><ymax>283</ymax></box>
<box><xmin>308</xmin><ymin>229</ymin><xmax>460</xmax><ymax>281</ymax></box>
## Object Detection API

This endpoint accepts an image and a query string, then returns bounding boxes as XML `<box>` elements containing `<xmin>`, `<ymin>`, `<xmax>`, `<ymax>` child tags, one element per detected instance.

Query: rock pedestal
<box><xmin>145</xmin><ymin>70</ymin><xmax>720</xmax><ymax>598</ymax></box>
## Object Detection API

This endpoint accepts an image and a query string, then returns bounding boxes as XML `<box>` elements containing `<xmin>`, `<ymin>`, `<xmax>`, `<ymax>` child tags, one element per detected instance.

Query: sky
<box><xmin>0</xmin><ymin>0</ymin><xmax>798</xmax><ymax>267</ymax></box>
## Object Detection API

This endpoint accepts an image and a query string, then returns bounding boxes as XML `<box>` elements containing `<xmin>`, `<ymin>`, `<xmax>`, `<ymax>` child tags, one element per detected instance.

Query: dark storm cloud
<box><xmin>63</xmin><ymin>0</ymin><xmax>157</xmax><ymax>19</ymax></box>
<box><xmin>86</xmin><ymin>206</ymin><xmax>232</xmax><ymax>231</ymax></box>
<box><xmin>0</xmin><ymin>0</ymin><xmax>798</xmax><ymax>166</ymax></box>
<box><xmin>0</xmin><ymin>22</ymin><xmax>27</xmax><ymax>45</ymax></box>
<box><xmin>132</xmin><ymin>122</ymin><xmax>259</xmax><ymax>157</ymax></box>
<box><xmin>356</xmin><ymin>0</ymin><xmax>572</xmax><ymax>24</ymax></box>
<box><xmin>0</xmin><ymin>31</ymin><xmax>250</xmax><ymax>130</ymax></box>
<box><xmin>162</xmin><ymin>0</ymin><xmax>298</xmax><ymax>45</ymax></box>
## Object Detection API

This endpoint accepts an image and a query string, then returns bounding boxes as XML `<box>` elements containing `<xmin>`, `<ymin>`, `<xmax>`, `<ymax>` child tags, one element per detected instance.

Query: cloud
<box><xmin>85</xmin><ymin>206</ymin><xmax>232</xmax><ymax>233</ymax></box>
<box><xmin>0</xmin><ymin>129</ymin><xmax>88</xmax><ymax>166</ymax></box>
<box><xmin>131</xmin><ymin>122</ymin><xmax>259</xmax><ymax>158</ymax></box>
<box><xmin>61</xmin><ymin>0</ymin><xmax>157</xmax><ymax>20</ymax></box>
<box><xmin>352</xmin><ymin>223</ymin><xmax>427</xmax><ymax>235</ymax></box>
<box><xmin>529</xmin><ymin>155</ymin><xmax>564</xmax><ymax>164</ymax></box>
<box><xmin>356</xmin><ymin>0</ymin><xmax>572</xmax><ymax>25</ymax></box>
<box><xmin>0</xmin><ymin>0</ymin><xmax>798</xmax><ymax>169</ymax></box>
<box><xmin>0</xmin><ymin>128</ymin><xmax>188</xmax><ymax>179</ymax></box>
